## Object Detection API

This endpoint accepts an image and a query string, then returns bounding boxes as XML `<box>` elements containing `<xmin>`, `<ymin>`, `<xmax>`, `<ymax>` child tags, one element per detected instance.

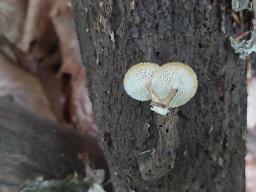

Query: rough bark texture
<box><xmin>73</xmin><ymin>0</ymin><xmax>246</xmax><ymax>191</ymax></box>
<box><xmin>0</xmin><ymin>96</ymin><xmax>87</xmax><ymax>192</ymax></box>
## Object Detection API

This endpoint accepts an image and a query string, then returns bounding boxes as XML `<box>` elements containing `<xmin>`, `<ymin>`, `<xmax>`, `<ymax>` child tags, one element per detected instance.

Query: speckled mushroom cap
<box><xmin>150</xmin><ymin>62</ymin><xmax>198</xmax><ymax>108</ymax></box>
<box><xmin>124</xmin><ymin>62</ymin><xmax>159</xmax><ymax>101</ymax></box>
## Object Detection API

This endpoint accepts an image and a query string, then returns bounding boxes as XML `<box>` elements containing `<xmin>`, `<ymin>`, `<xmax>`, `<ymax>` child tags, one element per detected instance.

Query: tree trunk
<box><xmin>72</xmin><ymin>0</ymin><xmax>246</xmax><ymax>191</ymax></box>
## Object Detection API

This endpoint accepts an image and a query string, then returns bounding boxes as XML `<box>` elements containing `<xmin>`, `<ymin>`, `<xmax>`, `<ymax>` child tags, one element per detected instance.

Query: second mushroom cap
<box><xmin>150</xmin><ymin>62</ymin><xmax>198</xmax><ymax>108</ymax></box>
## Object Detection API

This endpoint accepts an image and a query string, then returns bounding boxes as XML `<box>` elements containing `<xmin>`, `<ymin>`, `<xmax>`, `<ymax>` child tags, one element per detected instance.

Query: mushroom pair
<box><xmin>123</xmin><ymin>62</ymin><xmax>198</xmax><ymax>115</ymax></box>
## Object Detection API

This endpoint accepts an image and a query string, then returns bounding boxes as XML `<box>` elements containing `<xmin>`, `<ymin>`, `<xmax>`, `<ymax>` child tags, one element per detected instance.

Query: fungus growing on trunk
<box><xmin>123</xmin><ymin>62</ymin><xmax>159</xmax><ymax>101</ymax></box>
<box><xmin>150</xmin><ymin>62</ymin><xmax>198</xmax><ymax>115</ymax></box>
<box><xmin>123</xmin><ymin>62</ymin><xmax>198</xmax><ymax>115</ymax></box>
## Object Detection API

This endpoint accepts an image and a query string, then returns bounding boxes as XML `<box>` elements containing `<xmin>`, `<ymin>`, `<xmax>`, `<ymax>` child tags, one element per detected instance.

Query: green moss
<box><xmin>21</xmin><ymin>176</ymin><xmax>91</xmax><ymax>192</ymax></box>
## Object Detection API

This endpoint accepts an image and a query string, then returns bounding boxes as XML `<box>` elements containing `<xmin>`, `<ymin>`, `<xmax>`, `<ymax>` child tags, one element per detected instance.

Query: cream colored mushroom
<box><xmin>149</xmin><ymin>62</ymin><xmax>198</xmax><ymax>115</ymax></box>
<box><xmin>123</xmin><ymin>62</ymin><xmax>159</xmax><ymax>101</ymax></box>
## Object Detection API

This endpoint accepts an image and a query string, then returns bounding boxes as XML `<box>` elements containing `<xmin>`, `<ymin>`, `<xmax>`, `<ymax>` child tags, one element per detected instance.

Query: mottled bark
<box><xmin>73</xmin><ymin>0</ymin><xmax>246</xmax><ymax>191</ymax></box>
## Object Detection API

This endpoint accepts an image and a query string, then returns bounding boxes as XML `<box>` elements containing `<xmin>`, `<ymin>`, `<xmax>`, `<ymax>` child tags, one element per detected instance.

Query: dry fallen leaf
<box><xmin>0</xmin><ymin>0</ymin><xmax>105</xmax><ymax>182</ymax></box>
<box><xmin>0</xmin><ymin>2</ymin><xmax>109</xmax><ymax>191</ymax></box>
<box><xmin>0</xmin><ymin>0</ymin><xmax>27</xmax><ymax>43</ymax></box>
<box><xmin>6</xmin><ymin>0</ymin><xmax>98</xmax><ymax>136</ymax></box>
<box><xmin>43</xmin><ymin>0</ymin><xmax>97</xmax><ymax>136</ymax></box>
<box><xmin>0</xmin><ymin>52</ymin><xmax>56</xmax><ymax>121</ymax></box>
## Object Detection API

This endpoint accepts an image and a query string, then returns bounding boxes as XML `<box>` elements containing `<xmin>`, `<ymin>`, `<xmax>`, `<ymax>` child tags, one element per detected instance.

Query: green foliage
<box><xmin>21</xmin><ymin>176</ymin><xmax>91</xmax><ymax>192</ymax></box>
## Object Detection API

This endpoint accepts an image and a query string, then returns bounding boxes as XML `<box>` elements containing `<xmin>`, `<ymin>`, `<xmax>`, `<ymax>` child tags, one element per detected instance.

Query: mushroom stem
<box><xmin>161</xmin><ymin>88</ymin><xmax>178</xmax><ymax>107</ymax></box>
<box><xmin>149</xmin><ymin>87</ymin><xmax>177</xmax><ymax>107</ymax></box>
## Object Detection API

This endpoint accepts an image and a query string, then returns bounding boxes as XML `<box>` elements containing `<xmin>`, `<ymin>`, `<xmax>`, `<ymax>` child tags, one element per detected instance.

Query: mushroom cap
<box><xmin>150</xmin><ymin>62</ymin><xmax>198</xmax><ymax>108</ymax></box>
<box><xmin>124</xmin><ymin>62</ymin><xmax>159</xmax><ymax>101</ymax></box>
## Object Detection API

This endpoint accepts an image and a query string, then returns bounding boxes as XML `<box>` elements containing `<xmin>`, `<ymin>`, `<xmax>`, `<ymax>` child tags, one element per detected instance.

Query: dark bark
<box><xmin>72</xmin><ymin>0</ymin><xmax>246</xmax><ymax>191</ymax></box>
<box><xmin>0</xmin><ymin>96</ymin><xmax>106</xmax><ymax>192</ymax></box>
